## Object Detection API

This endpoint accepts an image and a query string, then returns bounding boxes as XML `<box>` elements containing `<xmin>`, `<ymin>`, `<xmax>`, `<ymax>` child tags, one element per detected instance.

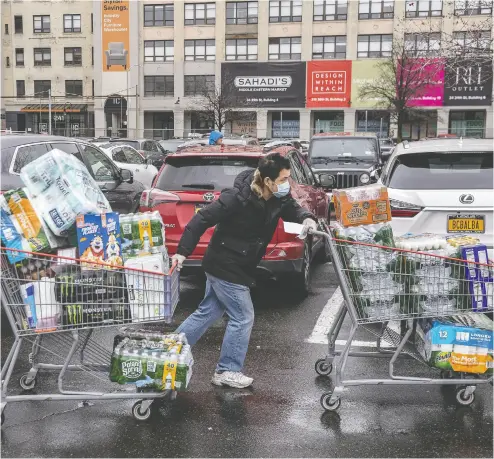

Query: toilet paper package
<box><xmin>19</xmin><ymin>149</ymin><xmax>111</xmax><ymax>236</ymax></box>
<box><xmin>0</xmin><ymin>188</ymin><xmax>64</xmax><ymax>262</ymax></box>
<box><xmin>416</xmin><ymin>315</ymin><xmax>493</xmax><ymax>374</ymax></box>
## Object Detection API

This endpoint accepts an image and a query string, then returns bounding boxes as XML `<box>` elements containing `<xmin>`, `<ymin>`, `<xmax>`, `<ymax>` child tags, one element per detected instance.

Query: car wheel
<box><xmin>290</xmin><ymin>240</ymin><xmax>311</xmax><ymax>297</ymax></box>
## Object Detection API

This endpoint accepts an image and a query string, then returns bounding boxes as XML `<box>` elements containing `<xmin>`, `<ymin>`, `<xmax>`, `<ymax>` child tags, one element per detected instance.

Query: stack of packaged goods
<box><xmin>0</xmin><ymin>188</ymin><xmax>64</xmax><ymax>263</ymax></box>
<box><xmin>416</xmin><ymin>314</ymin><xmax>493</xmax><ymax>374</ymax></box>
<box><xmin>19</xmin><ymin>149</ymin><xmax>111</xmax><ymax>236</ymax></box>
<box><xmin>390</xmin><ymin>233</ymin><xmax>492</xmax><ymax>316</ymax></box>
<box><xmin>109</xmin><ymin>329</ymin><xmax>193</xmax><ymax>392</ymax></box>
<box><xmin>0</xmin><ymin>150</ymin><xmax>115</xmax><ymax>332</ymax></box>
<box><xmin>332</xmin><ymin>185</ymin><xmax>399</xmax><ymax>320</ymax></box>
<box><xmin>120</xmin><ymin>212</ymin><xmax>172</xmax><ymax>322</ymax></box>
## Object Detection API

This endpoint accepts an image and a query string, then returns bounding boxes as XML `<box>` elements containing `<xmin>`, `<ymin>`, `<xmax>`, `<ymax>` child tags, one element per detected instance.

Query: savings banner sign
<box><xmin>306</xmin><ymin>61</ymin><xmax>352</xmax><ymax>108</ymax></box>
<box><xmin>444</xmin><ymin>59</ymin><xmax>493</xmax><ymax>106</ymax></box>
<box><xmin>221</xmin><ymin>62</ymin><xmax>306</xmax><ymax>108</ymax></box>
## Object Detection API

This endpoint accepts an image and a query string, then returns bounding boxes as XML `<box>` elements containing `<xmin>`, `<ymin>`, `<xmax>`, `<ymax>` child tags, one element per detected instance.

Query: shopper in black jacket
<box><xmin>172</xmin><ymin>153</ymin><xmax>317</xmax><ymax>388</ymax></box>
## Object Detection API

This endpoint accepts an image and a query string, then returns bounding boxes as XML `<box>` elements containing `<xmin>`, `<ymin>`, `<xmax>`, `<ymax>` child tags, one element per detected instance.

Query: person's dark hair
<box><xmin>251</xmin><ymin>153</ymin><xmax>290</xmax><ymax>197</ymax></box>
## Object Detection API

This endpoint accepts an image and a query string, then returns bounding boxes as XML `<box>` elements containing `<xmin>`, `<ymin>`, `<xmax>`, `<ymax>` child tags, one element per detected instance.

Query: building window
<box><xmin>144</xmin><ymin>4</ymin><xmax>174</xmax><ymax>26</ymax></box>
<box><xmin>34</xmin><ymin>48</ymin><xmax>51</xmax><ymax>66</ymax></box>
<box><xmin>144</xmin><ymin>76</ymin><xmax>174</xmax><ymax>97</ymax></box>
<box><xmin>357</xmin><ymin>34</ymin><xmax>392</xmax><ymax>57</ymax></box>
<box><xmin>92</xmin><ymin>79</ymin><xmax>95</xmax><ymax>97</ymax></box>
<box><xmin>64</xmin><ymin>47</ymin><xmax>82</xmax><ymax>66</ymax></box>
<box><xmin>92</xmin><ymin>47</ymin><xmax>94</xmax><ymax>65</ymax></box>
<box><xmin>185</xmin><ymin>3</ymin><xmax>216</xmax><ymax>25</ymax></box>
<box><xmin>313</xmin><ymin>0</ymin><xmax>348</xmax><ymax>20</ymax></box>
<box><xmin>144</xmin><ymin>40</ymin><xmax>174</xmax><ymax>62</ymax></box>
<box><xmin>359</xmin><ymin>0</ymin><xmax>394</xmax><ymax>19</ymax></box>
<box><xmin>65</xmin><ymin>80</ymin><xmax>83</xmax><ymax>97</ymax></box>
<box><xmin>15</xmin><ymin>48</ymin><xmax>24</xmax><ymax>66</ymax></box>
<box><xmin>33</xmin><ymin>15</ymin><xmax>50</xmax><ymax>33</ymax></box>
<box><xmin>91</xmin><ymin>13</ymin><xmax>93</xmax><ymax>32</ymax></box>
<box><xmin>268</xmin><ymin>37</ymin><xmax>302</xmax><ymax>60</ymax></box>
<box><xmin>404</xmin><ymin>32</ymin><xmax>441</xmax><ymax>56</ymax></box>
<box><xmin>16</xmin><ymin>80</ymin><xmax>25</xmax><ymax>97</ymax></box>
<box><xmin>453</xmin><ymin>30</ymin><xmax>491</xmax><ymax>52</ymax></box>
<box><xmin>4</xmin><ymin>24</ymin><xmax>8</xmax><ymax>35</ymax></box>
<box><xmin>226</xmin><ymin>2</ymin><xmax>258</xmax><ymax>24</ymax></box>
<box><xmin>455</xmin><ymin>0</ymin><xmax>493</xmax><ymax>15</ymax></box>
<box><xmin>64</xmin><ymin>14</ymin><xmax>81</xmax><ymax>33</ymax></box>
<box><xmin>226</xmin><ymin>38</ymin><xmax>258</xmax><ymax>60</ymax></box>
<box><xmin>405</xmin><ymin>0</ymin><xmax>442</xmax><ymax>17</ymax></box>
<box><xmin>34</xmin><ymin>80</ymin><xmax>51</xmax><ymax>96</ymax></box>
<box><xmin>14</xmin><ymin>16</ymin><xmax>23</xmax><ymax>33</ymax></box>
<box><xmin>269</xmin><ymin>0</ymin><xmax>302</xmax><ymax>22</ymax></box>
<box><xmin>184</xmin><ymin>75</ymin><xmax>215</xmax><ymax>96</ymax></box>
<box><xmin>6</xmin><ymin>56</ymin><xmax>10</xmax><ymax>67</ymax></box>
<box><xmin>312</xmin><ymin>36</ymin><xmax>347</xmax><ymax>59</ymax></box>
<box><xmin>184</xmin><ymin>39</ymin><xmax>215</xmax><ymax>61</ymax></box>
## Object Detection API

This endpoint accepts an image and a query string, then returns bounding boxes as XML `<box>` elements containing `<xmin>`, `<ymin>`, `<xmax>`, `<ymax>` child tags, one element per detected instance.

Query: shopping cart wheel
<box><xmin>315</xmin><ymin>359</ymin><xmax>333</xmax><ymax>376</ymax></box>
<box><xmin>320</xmin><ymin>392</ymin><xmax>341</xmax><ymax>411</ymax></box>
<box><xmin>455</xmin><ymin>387</ymin><xmax>475</xmax><ymax>407</ymax></box>
<box><xmin>132</xmin><ymin>400</ymin><xmax>152</xmax><ymax>421</ymax></box>
<box><xmin>19</xmin><ymin>374</ymin><xmax>37</xmax><ymax>391</ymax></box>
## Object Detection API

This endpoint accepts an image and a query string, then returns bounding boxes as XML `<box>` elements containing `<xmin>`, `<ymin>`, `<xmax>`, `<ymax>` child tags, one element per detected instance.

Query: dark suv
<box><xmin>308</xmin><ymin>133</ymin><xmax>383</xmax><ymax>197</ymax></box>
<box><xmin>1</xmin><ymin>135</ymin><xmax>145</xmax><ymax>214</ymax></box>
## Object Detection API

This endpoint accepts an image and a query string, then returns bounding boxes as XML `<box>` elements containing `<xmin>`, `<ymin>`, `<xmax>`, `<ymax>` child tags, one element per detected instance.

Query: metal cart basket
<box><xmin>311</xmin><ymin>228</ymin><xmax>493</xmax><ymax>411</ymax></box>
<box><xmin>1</xmin><ymin>247</ymin><xmax>180</xmax><ymax>424</ymax></box>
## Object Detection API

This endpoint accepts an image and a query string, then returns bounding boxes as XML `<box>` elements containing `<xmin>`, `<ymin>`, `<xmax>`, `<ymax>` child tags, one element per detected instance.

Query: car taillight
<box><xmin>390</xmin><ymin>199</ymin><xmax>423</xmax><ymax>218</ymax></box>
<box><xmin>140</xmin><ymin>189</ymin><xmax>180</xmax><ymax>208</ymax></box>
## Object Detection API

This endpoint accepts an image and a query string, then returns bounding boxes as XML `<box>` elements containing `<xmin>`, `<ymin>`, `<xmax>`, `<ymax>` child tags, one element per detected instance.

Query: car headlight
<box><xmin>360</xmin><ymin>173</ymin><xmax>370</xmax><ymax>184</ymax></box>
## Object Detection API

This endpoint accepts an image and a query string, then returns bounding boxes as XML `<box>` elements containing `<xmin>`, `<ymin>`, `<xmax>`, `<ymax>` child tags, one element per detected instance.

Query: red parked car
<box><xmin>140</xmin><ymin>145</ymin><xmax>330</xmax><ymax>294</ymax></box>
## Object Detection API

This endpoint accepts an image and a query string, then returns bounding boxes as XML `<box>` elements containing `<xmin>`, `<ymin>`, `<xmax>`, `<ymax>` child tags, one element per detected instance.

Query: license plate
<box><xmin>195</xmin><ymin>204</ymin><xmax>208</xmax><ymax>214</ymax></box>
<box><xmin>447</xmin><ymin>215</ymin><xmax>485</xmax><ymax>233</ymax></box>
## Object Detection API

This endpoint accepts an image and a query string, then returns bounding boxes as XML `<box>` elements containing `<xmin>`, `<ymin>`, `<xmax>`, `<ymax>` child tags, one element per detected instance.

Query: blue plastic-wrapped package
<box><xmin>20</xmin><ymin>149</ymin><xmax>111</xmax><ymax>236</ymax></box>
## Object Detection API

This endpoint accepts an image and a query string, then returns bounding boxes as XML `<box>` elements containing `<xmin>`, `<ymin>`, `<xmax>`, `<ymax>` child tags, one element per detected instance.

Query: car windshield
<box><xmin>311</xmin><ymin>138</ymin><xmax>378</xmax><ymax>160</ymax></box>
<box><xmin>112</xmin><ymin>140</ymin><xmax>140</xmax><ymax>149</ymax></box>
<box><xmin>156</xmin><ymin>156</ymin><xmax>258</xmax><ymax>191</ymax></box>
<box><xmin>387</xmin><ymin>152</ymin><xmax>493</xmax><ymax>190</ymax></box>
<box><xmin>159</xmin><ymin>141</ymin><xmax>181</xmax><ymax>153</ymax></box>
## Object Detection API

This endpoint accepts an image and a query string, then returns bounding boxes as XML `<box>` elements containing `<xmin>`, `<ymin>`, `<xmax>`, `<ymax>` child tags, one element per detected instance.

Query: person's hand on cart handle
<box><xmin>299</xmin><ymin>218</ymin><xmax>318</xmax><ymax>240</ymax></box>
<box><xmin>171</xmin><ymin>254</ymin><xmax>186</xmax><ymax>271</ymax></box>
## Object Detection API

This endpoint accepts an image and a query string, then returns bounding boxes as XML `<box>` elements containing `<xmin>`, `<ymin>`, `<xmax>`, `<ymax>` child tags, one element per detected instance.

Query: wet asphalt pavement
<box><xmin>1</xmin><ymin>262</ymin><xmax>493</xmax><ymax>458</ymax></box>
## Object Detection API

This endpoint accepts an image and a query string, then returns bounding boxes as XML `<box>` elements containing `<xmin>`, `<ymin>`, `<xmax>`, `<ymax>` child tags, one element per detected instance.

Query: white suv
<box><xmin>379</xmin><ymin>138</ymin><xmax>493</xmax><ymax>252</ymax></box>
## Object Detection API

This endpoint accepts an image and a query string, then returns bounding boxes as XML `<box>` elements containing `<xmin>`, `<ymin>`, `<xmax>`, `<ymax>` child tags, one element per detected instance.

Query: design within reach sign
<box><xmin>444</xmin><ymin>59</ymin><xmax>493</xmax><ymax>106</ymax></box>
<box><xmin>222</xmin><ymin>63</ymin><xmax>306</xmax><ymax>108</ymax></box>
<box><xmin>306</xmin><ymin>61</ymin><xmax>352</xmax><ymax>108</ymax></box>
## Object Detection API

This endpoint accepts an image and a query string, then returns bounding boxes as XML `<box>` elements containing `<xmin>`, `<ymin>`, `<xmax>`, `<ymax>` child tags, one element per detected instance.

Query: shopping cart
<box><xmin>310</xmin><ymin>228</ymin><xmax>493</xmax><ymax>411</ymax></box>
<box><xmin>0</xmin><ymin>247</ymin><xmax>180</xmax><ymax>424</ymax></box>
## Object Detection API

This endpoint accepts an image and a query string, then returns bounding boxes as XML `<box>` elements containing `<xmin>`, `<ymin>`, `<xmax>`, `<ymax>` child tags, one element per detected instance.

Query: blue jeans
<box><xmin>176</xmin><ymin>273</ymin><xmax>254</xmax><ymax>373</ymax></box>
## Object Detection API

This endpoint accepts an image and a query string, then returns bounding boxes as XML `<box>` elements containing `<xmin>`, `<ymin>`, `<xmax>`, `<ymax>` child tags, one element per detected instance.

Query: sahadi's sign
<box><xmin>351</xmin><ymin>60</ymin><xmax>388</xmax><ymax>108</ymax></box>
<box><xmin>221</xmin><ymin>62</ymin><xmax>306</xmax><ymax>108</ymax></box>
<box><xmin>102</xmin><ymin>0</ymin><xmax>130</xmax><ymax>72</ymax></box>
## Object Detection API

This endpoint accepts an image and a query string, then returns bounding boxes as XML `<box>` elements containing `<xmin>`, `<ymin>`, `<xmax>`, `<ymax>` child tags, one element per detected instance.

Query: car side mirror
<box><xmin>318</xmin><ymin>173</ymin><xmax>334</xmax><ymax>188</ymax></box>
<box><xmin>370</xmin><ymin>169</ymin><xmax>380</xmax><ymax>181</ymax></box>
<box><xmin>120</xmin><ymin>168</ymin><xmax>133</xmax><ymax>184</ymax></box>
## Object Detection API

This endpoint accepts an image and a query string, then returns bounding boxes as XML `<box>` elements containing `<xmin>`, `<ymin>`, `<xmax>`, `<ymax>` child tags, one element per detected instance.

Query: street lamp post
<box><xmin>126</xmin><ymin>63</ymin><xmax>141</xmax><ymax>137</ymax></box>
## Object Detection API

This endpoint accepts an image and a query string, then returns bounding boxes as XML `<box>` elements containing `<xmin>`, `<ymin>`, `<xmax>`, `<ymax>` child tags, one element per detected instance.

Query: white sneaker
<box><xmin>211</xmin><ymin>371</ymin><xmax>253</xmax><ymax>388</ymax></box>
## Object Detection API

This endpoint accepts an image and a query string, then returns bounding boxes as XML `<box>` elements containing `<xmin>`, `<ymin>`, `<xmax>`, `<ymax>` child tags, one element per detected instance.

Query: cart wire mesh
<box><xmin>331</xmin><ymin>235</ymin><xmax>494</xmax><ymax>324</ymax></box>
<box><xmin>1</xmin><ymin>247</ymin><xmax>180</xmax><ymax>335</ymax></box>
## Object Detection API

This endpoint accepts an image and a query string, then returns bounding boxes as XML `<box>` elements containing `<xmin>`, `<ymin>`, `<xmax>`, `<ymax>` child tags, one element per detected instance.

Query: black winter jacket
<box><xmin>176</xmin><ymin>169</ymin><xmax>316</xmax><ymax>287</ymax></box>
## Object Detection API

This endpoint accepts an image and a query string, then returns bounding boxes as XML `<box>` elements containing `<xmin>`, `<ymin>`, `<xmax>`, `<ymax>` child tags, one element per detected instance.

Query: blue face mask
<box><xmin>273</xmin><ymin>180</ymin><xmax>290</xmax><ymax>198</ymax></box>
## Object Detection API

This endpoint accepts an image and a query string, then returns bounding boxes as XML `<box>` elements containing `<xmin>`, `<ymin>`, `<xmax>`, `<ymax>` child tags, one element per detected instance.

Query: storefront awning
<box><xmin>21</xmin><ymin>104</ymin><xmax>88</xmax><ymax>113</ymax></box>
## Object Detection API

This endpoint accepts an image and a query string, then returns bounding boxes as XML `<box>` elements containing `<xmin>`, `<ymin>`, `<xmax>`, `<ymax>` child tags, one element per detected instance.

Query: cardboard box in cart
<box><xmin>333</xmin><ymin>185</ymin><xmax>392</xmax><ymax>228</ymax></box>
<box><xmin>124</xmin><ymin>254</ymin><xmax>174</xmax><ymax>322</ymax></box>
